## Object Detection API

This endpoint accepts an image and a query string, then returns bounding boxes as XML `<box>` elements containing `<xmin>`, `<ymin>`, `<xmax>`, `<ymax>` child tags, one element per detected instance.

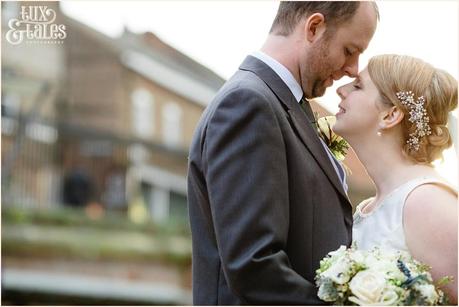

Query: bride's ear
<box><xmin>379</xmin><ymin>106</ymin><xmax>404</xmax><ymax>130</ymax></box>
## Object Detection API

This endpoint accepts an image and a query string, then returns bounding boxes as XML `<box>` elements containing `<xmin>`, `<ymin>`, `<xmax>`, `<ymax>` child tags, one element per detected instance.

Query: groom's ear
<box><xmin>379</xmin><ymin>106</ymin><xmax>404</xmax><ymax>130</ymax></box>
<box><xmin>305</xmin><ymin>13</ymin><xmax>326</xmax><ymax>43</ymax></box>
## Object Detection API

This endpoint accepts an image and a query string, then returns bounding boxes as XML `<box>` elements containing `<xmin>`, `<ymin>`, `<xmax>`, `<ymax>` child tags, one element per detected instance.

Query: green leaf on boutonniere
<box><xmin>315</xmin><ymin>115</ymin><xmax>350</xmax><ymax>162</ymax></box>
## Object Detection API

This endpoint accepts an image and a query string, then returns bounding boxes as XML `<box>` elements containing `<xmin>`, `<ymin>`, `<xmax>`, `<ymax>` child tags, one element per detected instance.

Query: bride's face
<box><xmin>333</xmin><ymin>68</ymin><xmax>382</xmax><ymax>139</ymax></box>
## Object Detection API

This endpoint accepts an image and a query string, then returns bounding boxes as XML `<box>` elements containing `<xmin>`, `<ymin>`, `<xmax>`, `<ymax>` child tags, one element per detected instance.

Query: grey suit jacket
<box><xmin>187</xmin><ymin>56</ymin><xmax>353</xmax><ymax>305</ymax></box>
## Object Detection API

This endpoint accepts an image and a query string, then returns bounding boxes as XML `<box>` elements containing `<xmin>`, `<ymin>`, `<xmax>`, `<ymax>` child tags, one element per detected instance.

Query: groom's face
<box><xmin>301</xmin><ymin>2</ymin><xmax>378</xmax><ymax>99</ymax></box>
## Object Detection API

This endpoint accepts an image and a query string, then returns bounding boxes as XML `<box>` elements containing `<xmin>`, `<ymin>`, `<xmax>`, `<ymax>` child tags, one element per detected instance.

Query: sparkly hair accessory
<box><xmin>396</xmin><ymin>91</ymin><xmax>431</xmax><ymax>151</ymax></box>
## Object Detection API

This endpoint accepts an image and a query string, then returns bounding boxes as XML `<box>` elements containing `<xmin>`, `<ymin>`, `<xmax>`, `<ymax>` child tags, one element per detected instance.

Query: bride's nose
<box><xmin>336</xmin><ymin>86</ymin><xmax>346</xmax><ymax>100</ymax></box>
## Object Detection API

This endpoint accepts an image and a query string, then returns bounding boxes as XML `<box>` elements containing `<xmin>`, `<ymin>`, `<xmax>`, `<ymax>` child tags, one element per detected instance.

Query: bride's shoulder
<box><xmin>403</xmin><ymin>179</ymin><xmax>457</xmax><ymax>255</ymax></box>
<box><xmin>404</xmin><ymin>179</ymin><xmax>457</xmax><ymax>224</ymax></box>
<box><xmin>406</xmin><ymin>176</ymin><xmax>457</xmax><ymax>203</ymax></box>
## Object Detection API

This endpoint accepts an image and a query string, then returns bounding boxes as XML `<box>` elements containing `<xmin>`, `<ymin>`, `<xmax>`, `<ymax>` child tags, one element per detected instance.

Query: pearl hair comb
<box><xmin>396</xmin><ymin>91</ymin><xmax>432</xmax><ymax>151</ymax></box>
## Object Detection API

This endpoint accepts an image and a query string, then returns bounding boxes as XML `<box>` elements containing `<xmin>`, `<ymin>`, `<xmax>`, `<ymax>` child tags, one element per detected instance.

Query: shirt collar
<box><xmin>251</xmin><ymin>50</ymin><xmax>303</xmax><ymax>103</ymax></box>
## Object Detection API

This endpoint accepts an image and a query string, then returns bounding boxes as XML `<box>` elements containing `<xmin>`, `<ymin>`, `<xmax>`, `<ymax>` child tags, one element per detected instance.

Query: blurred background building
<box><xmin>2</xmin><ymin>1</ymin><xmax>376</xmax><ymax>305</ymax></box>
<box><xmin>1</xmin><ymin>1</ymin><xmax>225</xmax><ymax>304</ymax></box>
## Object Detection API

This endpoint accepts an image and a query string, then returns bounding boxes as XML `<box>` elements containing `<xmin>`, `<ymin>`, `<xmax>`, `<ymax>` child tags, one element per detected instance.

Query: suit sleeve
<box><xmin>203</xmin><ymin>87</ymin><xmax>323</xmax><ymax>305</ymax></box>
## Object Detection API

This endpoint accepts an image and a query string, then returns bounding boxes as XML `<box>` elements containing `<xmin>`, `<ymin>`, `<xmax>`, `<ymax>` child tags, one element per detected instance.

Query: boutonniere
<box><xmin>314</xmin><ymin>113</ymin><xmax>350</xmax><ymax>163</ymax></box>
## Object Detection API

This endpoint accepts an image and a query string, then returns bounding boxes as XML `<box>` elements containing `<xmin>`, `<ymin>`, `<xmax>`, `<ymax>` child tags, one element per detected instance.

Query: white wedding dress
<box><xmin>353</xmin><ymin>176</ymin><xmax>457</xmax><ymax>252</ymax></box>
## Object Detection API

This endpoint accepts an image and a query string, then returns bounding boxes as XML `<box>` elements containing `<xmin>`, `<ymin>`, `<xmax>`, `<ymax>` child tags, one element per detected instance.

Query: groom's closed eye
<box><xmin>344</xmin><ymin>48</ymin><xmax>353</xmax><ymax>57</ymax></box>
<box><xmin>344</xmin><ymin>44</ymin><xmax>361</xmax><ymax>57</ymax></box>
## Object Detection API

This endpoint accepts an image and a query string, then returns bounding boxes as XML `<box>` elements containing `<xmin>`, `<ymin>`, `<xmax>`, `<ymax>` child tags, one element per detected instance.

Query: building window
<box><xmin>2</xmin><ymin>92</ymin><xmax>21</xmax><ymax>117</ymax></box>
<box><xmin>1</xmin><ymin>92</ymin><xmax>20</xmax><ymax>135</ymax></box>
<box><xmin>169</xmin><ymin>191</ymin><xmax>188</xmax><ymax>224</ymax></box>
<box><xmin>131</xmin><ymin>88</ymin><xmax>154</xmax><ymax>138</ymax></box>
<box><xmin>162</xmin><ymin>102</ymin><xmax>182</xmax><ymax>147</ymax></box>
<box><xmin>128</xmin><ymin>165</ymin><xmax>187</xmax><ymax>225</ymax></box>
<box><xmin>26</xmin><ymin>122</ymin><xmax>58</xmax><ymax>144</ymax></box>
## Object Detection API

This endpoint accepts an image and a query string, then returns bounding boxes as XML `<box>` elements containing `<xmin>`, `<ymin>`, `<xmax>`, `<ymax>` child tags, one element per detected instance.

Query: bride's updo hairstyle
<box><xmin>368</xmin><ymin>54</ymin><xmax>457</xmax><ymax>164</ymax></box>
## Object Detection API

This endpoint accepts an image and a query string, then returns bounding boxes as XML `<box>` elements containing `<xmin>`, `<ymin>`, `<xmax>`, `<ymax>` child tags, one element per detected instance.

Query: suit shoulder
<box><xmin>217</xmin><ymin>70</ymin><xmax>271</xmax><ymax>101</ymax></box>
<box><xmin>202</xmin><ymin>71</ymin><xmax>273</xmax><ymax>117</ymax></box>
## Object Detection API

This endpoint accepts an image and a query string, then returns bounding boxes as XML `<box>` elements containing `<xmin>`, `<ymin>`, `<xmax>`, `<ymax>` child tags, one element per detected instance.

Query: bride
<box><xmin>332</xmin><ymin>54</ymin><xmax>458</xmax><ymax>303</ymax></box>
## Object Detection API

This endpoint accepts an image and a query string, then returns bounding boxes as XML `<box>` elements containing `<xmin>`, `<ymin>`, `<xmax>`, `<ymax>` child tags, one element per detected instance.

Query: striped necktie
<box><xmin>299</xmin><ymin>97</ymin><xmax>316</xmax><ymax>125</ymax></box>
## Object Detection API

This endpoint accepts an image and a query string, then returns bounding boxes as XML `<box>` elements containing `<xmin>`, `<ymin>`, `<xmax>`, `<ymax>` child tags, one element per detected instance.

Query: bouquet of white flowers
<box><xmin>315</xmin><ymin>244</ymin><xmax>451</xmax><ymax>305</ymax></box>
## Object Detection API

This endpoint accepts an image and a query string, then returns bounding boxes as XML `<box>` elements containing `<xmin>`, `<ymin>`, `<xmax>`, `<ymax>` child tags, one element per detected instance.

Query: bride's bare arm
<box><xmin>404</xmin><ymin>183</ymin><xmax>458</xmax><ymax>304</ymax></box>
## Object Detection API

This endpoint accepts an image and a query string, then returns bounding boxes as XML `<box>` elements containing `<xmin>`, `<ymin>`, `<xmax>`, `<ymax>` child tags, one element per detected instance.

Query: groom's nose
<box><xmin>343</xmin><ymin>57</ymin><xmax>359</xmax><ymax>78</ymax></box>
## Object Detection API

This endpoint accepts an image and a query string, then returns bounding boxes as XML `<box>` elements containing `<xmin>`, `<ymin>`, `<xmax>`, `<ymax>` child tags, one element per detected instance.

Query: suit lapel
<box><xmin>288</xmin><ymin>106</ymin><xmax>349</xmax><ymax>201</ymax></box>
<box><xmin>239</xmin><ymin>56</ymin><xmax>350</xmax><ymax>203</ymax></box>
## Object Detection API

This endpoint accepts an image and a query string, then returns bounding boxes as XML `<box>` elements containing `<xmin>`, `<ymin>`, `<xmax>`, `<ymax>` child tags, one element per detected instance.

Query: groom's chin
<box><xmin>311</xmin><ymin>79</ymin><xmax>332</xmax><ymax>98</ymax></box>
<box><xmin>312</xmin><ymin>86</ymin><xmax>327</xmax><ymax>98</ymax></box>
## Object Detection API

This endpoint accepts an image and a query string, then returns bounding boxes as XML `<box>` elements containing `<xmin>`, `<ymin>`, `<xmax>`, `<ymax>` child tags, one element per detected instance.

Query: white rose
<box><xmin>348</xmin><ymin>270</ymin><xmax>399</xmax><ymax>305</ymax></box>
<box><xmin>317</xmin><ymin>116</ymin><xmax>334</xmax><ymax>137</ymax></box>
<box><xmin>349</xmin><ymin>249</ymin><xmax>365</xmax><ymax>264</ymax></box>
<box><xmin>321</xmin><ymin>256</ymin><xmax>352</xmax><ymax>285</ymax></box>
<box><xmin>363</xmin><ymin>253</ymin><xmax>380</xmax><ymax>268</ymax></box>
<box><xmin>360</xmin><ymin>248</ymin><xmax>406</xmax><ymax>280</ymax></box>
<box><xmin>378</xmin><ymin>288</ymin><xmax>399</xmax><ymax>306</ymax></box>
<box><xmin>415</xmin><ymin>284</ymin><xmax>439</xmax><ymax>304</ymax></box>
<box><xmin>375</xmin><ymin>260</ymin><xmax>402</xmax><ymax>278</ymax></box>
<box><xmin>328</xmin><ymin>245</ymin><xmax>347</xmax><ymax>259</ymax></box>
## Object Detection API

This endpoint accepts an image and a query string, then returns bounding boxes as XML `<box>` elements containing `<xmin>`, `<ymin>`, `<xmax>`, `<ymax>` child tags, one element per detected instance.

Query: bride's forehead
<box><xmin>357</xmin><ymin>70</ymin><xmax>370</xmax><ymax>83</ymax></box>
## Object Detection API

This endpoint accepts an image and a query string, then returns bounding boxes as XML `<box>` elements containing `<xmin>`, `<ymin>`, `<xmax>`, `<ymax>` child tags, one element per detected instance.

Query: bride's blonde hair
<box><xmin>368</xmin><ymin>54</ymin><xmax>457</xmax><ymax>164</ymax></box>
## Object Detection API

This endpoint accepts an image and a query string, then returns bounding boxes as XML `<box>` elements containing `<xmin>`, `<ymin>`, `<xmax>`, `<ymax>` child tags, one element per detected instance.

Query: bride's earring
<box><xmin>377</xmin><ymin>130</ymin><xmax>382</xmax><ymax>136</ymax></box>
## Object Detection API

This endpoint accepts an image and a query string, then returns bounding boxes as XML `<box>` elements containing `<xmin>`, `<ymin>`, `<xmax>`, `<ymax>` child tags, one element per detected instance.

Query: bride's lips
<box><xmin>336</xmin><ymin>105</ymin><xmax>346</xmax><ymax>116</ymax></box>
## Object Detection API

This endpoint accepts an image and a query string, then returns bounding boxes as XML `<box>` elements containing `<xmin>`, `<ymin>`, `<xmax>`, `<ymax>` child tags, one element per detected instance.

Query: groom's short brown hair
<box><xmin>270</xmin><ymin>1</ymin><xmax>366</xmax><ymax>36</ymax></box>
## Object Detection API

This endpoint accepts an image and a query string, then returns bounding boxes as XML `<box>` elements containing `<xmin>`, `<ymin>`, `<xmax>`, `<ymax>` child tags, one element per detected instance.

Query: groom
<box><xmin>187</xmin><ymin>2</ymin><xmax>378</xmax><ymax>305</ymax></box>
